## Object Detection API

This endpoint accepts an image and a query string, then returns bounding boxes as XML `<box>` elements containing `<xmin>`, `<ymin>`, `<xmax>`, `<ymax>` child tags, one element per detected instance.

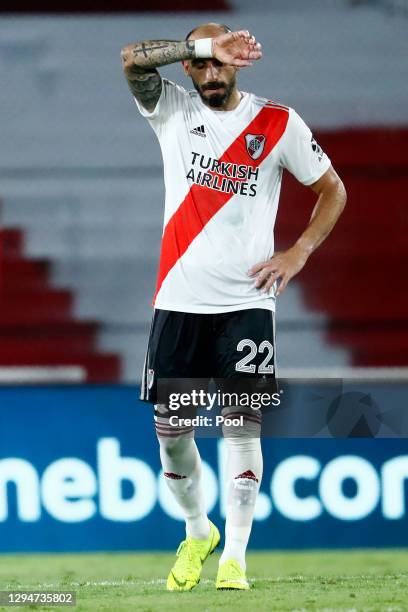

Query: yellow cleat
<box><xmin>166</xmin><ymin>520</ymin><xmax>220</xmax><ymax>591</ymax></box>
<box><xmin>216</xmin><ymin>559</ymin><xmax>250</xmax><ymax>590</ymax></box>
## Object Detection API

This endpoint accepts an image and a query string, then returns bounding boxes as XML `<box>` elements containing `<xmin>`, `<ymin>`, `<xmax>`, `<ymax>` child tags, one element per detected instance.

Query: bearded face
<box><xmin>191</xmin><ymin>71</ymin><xmax>237</xmax><ymax>108</ymax></box>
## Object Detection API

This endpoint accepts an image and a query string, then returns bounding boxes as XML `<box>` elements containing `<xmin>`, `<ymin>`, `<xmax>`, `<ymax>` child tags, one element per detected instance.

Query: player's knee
<box><xmin>157</xmin><ymin>435</ymin><xmax>182</xmax><ymax>457</ymax></box>
<box><xmin>156</xmin><ymin>430</ymin><xmax>193</xmax><ymax>458</ymax></box>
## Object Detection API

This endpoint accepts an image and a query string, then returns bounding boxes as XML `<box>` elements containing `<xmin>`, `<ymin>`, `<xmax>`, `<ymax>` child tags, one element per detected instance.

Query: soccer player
<box><xmin>121</xmin><ymin>23</ymin><xmax>346</xmax><ymax>591</ymax></box>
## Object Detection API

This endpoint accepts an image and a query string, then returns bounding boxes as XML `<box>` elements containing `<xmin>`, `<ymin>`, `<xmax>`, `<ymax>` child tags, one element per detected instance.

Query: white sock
<box><xmin>158</xmin><ymin>431</ymin><xmax>210</xmax><ymax>540</ymax></box>
<box><xmin>219</xmin><ymin>434</ymin><xmax>263</xmax><ymax>570</ymax></box>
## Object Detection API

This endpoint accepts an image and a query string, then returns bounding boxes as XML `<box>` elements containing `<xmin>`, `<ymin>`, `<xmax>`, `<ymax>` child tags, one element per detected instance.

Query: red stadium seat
<box><xmin>0</xmin><ymin>227</ymin><xmax>121</xmax><ymax>382</ymax></box>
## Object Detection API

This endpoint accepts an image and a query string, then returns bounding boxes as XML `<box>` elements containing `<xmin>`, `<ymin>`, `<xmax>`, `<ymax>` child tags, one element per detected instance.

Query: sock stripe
<box><xmin>155</xmin><ymin>421</ymin><xmax>194</xmax><ymax>432</ymax></box>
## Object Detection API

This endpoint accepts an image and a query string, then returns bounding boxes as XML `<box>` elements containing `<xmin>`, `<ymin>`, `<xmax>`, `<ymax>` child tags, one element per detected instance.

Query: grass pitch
<box><xmin>0</xmin><ymin>549</ymin><xmax>407</xmax><ymax>611</ymax></box>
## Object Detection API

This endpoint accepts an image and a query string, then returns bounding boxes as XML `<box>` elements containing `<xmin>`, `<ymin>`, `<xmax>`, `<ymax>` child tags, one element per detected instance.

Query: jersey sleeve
<box><xmin>279</xmin><ymin>108</ymin><xmax>331</xmax><ymax>185</ymax></box>
<box><xmin>133</xmin><ymin>77</ymin><xmax>187</xmax><ymax>134</ymax></box>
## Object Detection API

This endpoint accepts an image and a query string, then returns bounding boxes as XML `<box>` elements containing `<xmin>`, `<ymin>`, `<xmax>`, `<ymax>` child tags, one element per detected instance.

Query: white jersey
<box><xmin>135</xmin><ymin>78</ymin><xmax>331</xmax><ymax>314</ymax></box>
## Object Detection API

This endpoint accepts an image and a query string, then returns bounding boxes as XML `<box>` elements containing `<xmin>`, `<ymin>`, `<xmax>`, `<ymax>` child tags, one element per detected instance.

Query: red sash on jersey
<box><xmin>153</xmin><ymin>103</ymin><xmax>289</xmax><ymax>305</ymax></box>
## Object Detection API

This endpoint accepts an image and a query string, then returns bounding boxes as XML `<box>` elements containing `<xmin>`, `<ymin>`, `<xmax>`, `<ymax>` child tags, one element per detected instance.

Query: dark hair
<box><xmin>185</xmin><ymin>23</ymin><xmax>232</xmax><ymax>40</ymax></box>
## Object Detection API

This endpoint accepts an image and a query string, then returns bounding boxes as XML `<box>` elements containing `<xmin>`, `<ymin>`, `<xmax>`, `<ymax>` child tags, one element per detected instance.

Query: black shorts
<box><xmin>140</xmin><ymin>308</ymin><xmax>276</xmax><ymax>405</ymax></box>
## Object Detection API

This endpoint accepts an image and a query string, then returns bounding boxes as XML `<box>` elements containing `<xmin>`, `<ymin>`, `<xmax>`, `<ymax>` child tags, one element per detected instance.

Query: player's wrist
<box><xmin>194</xmin><ymin>38</ymin><xmax>214</xmax><ymax>59</ymax></box>
<box><xmin>293</xmin><ymin>240</ymin><xmax>313</xmax><ymax>261</ymax></box>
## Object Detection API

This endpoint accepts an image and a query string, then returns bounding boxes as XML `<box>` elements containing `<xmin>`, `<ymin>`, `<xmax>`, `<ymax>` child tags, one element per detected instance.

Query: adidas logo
<box><xmin>190</xmin><ymin>124</ymin><xmax>206</xmax><ymax>138</ymax></box>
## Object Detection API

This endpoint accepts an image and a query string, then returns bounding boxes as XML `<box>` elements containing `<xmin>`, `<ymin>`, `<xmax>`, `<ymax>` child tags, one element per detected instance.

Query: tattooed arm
<box><xmin>121</xmin><ymin>31</ymin><xmax>262</xmax><ymax>112</ymax></box>
<box><xmin>121</xmin><ymin>40</ymin><xmax>195</xmax><ymax>112</ymax></box>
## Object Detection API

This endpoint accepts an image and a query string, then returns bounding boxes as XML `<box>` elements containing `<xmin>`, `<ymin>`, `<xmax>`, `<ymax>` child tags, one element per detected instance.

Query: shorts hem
<box><xmin>153</xmin><ymin>301</ymin><xmax>276</xmax><ymax>314</ymax></box>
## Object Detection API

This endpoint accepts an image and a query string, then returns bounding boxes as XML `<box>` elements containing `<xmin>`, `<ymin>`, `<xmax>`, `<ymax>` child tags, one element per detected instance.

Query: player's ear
<box><xmin>182</xmin><ymin>60</ymin><xmax>190</xmax><ymax>76</ymax></box>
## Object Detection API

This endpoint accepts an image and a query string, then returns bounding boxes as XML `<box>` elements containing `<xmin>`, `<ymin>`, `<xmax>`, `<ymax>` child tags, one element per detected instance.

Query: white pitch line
<box><xmin>5</xmin><ymin>578</ymin><xmax>229</xmax><ymax>589</ymax></box>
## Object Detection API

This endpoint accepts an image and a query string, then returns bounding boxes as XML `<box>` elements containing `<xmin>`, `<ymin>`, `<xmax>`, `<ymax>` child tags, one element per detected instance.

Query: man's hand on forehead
<box><xmin>210</xmin><ymin>30</ymin><xmax>262</xmax><ymax>68</ymax></box>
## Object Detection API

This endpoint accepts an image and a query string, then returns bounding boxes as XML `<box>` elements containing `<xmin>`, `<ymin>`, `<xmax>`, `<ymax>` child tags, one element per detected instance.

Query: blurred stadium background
<box><xmin>0</xmin><ymin>0</ymin><xmax>407</xmax><ymax>555</ymax></box>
